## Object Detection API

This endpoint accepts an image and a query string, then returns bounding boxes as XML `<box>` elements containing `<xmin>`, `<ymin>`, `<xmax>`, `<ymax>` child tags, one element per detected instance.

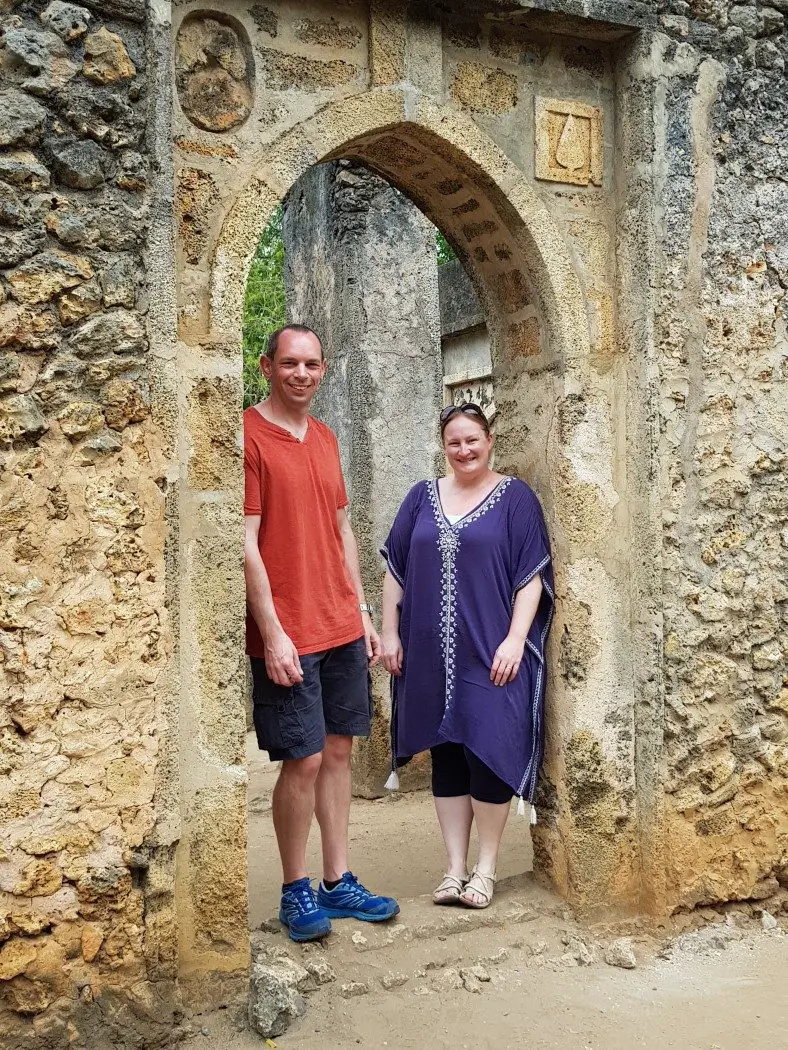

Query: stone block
<box><xmin>369</xmin><ymin>0</ymin><xmax>406</xmax><ymax>85</ymax></box>
<box><xmin>0</xmin><ymin>89</ymin><xmax>47</xmax><ymax>147</ymax></box>
<box><xmin>187</xmin><ymin>785</ymin><xmax>248</xmax><ymax>954</ymax></box>
<box><xmin>450</xmin><ymin>62</ymin><xmax>518</xmax><ymax>113</ymax></box>
<box><xmin>82</xmin><ymin>27</ymin><xmax>136</xmax><ymax>84</ymax></box>
<box><xmin>101</xmin><ymin>378</ymin><xmax>148</xmax><ymax>429</ymax></box>
<box><xmin>40</xmin><ymin>3</ymin><xmax>92</xmax><ymax>42</ymax></box>
<box><xmin>248</xmin><ymin>954</ymin><xmax>308</xmax><ymax>1038</ymax></box>
<box><xmin>8</xmin><ymin>250</ymin><xmax>93</xmax><ymax>306</ymax></box>
<box><xmin>56</xmin><ymin>400</ymin><xmax>105</xmax><ymax>438</ymax></box>
<box><xmin>1</xmin><ymin>27</ymin><xmax>78</xmax><ymax>96</ymax></box>
<box><xmin>186</xmin><ymin>376</ymin><xmax>242</xmax><ymax>490</ymax></box>
<box><xmin>50</xmin><ymin>139</ymin><xmax>113</xmax><ymax>190</ymax></box>
<box><xmin>13</xmin><ymin>860</ymin><xmax>63</xmax><ymax>897</ymax></box>
<box><xmin>256</xmin><ymin>49</ymin><xmax>359</xmax><ymax>91</ymax></box>
<box><xmin>535</xmin><ymin>97</ymin><xmax>603</xmax><ymax>187</ymax></box>
<box><xmin>0</xmin><ymin>394</ymin><xmax>48</xmax><ymax>442</ymax></box>
<box><xmin>294</xmin><ymin>17</ymin><xmax>362</xmax><ymax>49</ymax></box>
<box><xmin>176</xmin><ymin>14</ymin><xmax>252</xmax><ymax>132</ymax></box>
<box><xmin>178</xmin><ymin>167</ymin><xmax>220</xmax><ymax>264</ymax></box>
<box><xmin>0</xmin><ymin>151</ymin><xmax>51</xmax><ymax>189</ymax></box>
<box><xmin>0</xmin><ymin>940</ymin><xmax>38</xmax><ymax>980</ymax></box>
<box><xmin>58</xmin><ymin>279</ymin><xmax>102</xmax><ymax>325</ymax></box>
<box><xmin>69</xmin><ymin>309</ymin><xmax>146</xmax><ymax>357</ymax></box>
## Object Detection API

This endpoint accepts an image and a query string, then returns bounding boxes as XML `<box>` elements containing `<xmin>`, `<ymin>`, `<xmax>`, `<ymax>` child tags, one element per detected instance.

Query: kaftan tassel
<box><xmin>384</xmin><ymin>770</ymin><xmax>400</xmax><ymax>791</ymax></box>
<box><xmin>516</xmin><ymin>797</ymin><xmax>525</xmax><ymax>817</ymax></box>
<box><xmin>530</xmin><ymin>805</ymin><xmax>537</xmax><ymax>826</ymax></box>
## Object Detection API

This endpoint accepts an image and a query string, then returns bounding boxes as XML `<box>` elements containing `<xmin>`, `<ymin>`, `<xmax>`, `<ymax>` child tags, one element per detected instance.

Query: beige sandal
<box><xmin>459</xmin><ymin>867</ymin><xmax>496</xmax><ymax>909</ymax></box>
<box><xmin>432</xmin><ymin>872</ymin><xmax>469</xmax><ymax>905</ymax></box>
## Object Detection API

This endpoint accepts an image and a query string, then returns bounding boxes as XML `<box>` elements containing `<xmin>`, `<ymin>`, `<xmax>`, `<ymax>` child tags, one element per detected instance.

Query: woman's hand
<box><xmin>381</xmin><ymin>630</ymin><xmax>404</xmax><ymax>676</ymax></box>
<box><xmin>490</xmin><ymin>633</ymin><xmax>526</xmax><ymax>686</ymax></box>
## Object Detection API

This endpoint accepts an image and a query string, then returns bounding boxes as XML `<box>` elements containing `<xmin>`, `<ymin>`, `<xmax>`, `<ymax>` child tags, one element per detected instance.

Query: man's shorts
<box><xmin>250</xmin><ymin>636</ymin><xmax>372</xmax><ymax>760</ymax></box>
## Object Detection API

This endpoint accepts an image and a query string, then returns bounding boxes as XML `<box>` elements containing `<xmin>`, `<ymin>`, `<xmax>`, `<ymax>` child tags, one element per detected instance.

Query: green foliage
<box><xmin>242</xmin><ymin>205</ymin><xmax>286</xmax><ymax>408</ymax></box>
<box><xmin>436</xmin><ymin>229</ymin><xmax>456</xmax><ymax>266</ymax></box>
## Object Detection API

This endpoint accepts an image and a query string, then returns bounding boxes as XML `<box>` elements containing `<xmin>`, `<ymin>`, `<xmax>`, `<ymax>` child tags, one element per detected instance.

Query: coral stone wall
<box><xmin>0</xmin><ymin>0</ymin><xmax>785</xmax><ymax>1042</ymax></box>
<box><xmin>0</xmin><ymin>1</ymin><xmax>179</xmax><ymax>1045</ymax></box>
<box><xmin>651</xmin><ymin>0</ymin><xmax>788</xmax><ymax>909</ymax></box>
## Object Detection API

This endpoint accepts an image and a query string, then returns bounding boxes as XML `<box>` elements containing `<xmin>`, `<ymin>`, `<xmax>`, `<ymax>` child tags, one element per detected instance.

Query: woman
<box><xmin>380</xmin><ymin>403</ymin><xmax>554</xmax><ymax>909</ymax></box>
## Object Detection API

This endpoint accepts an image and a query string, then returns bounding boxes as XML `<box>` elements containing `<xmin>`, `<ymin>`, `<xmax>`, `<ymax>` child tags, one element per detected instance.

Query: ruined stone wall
<box><xmin>647</xmin><ymin>1</ymin><xmax>788</xmax><ymax>910</ymax></box>
<box><xmin>0</xmin><ymin>1</ymin><xmax>182</xmax><ymax>1045</ymax></box>
<box><xmin>0</xmin><ymin>0</ymin><xmax>785</xmax><ymax>1040</ymax></box>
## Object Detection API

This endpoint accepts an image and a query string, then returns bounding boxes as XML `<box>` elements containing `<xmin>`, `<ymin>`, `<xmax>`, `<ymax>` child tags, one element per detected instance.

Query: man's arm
<box><xmin>336</xmin><ymin>507</ymin><xmax>381</xmax><ymax>665</ymax></box>
<box><xmin>244</xmin><ymin>514</ymin><xmax>303</xmax><ymax>686</ymax></box>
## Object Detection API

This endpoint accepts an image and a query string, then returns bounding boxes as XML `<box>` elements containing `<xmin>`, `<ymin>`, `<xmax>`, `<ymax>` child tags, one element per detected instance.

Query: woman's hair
<box><xmin>439</xmin><ymin>402</ymin><xmax>491</xmax><ymax>438</ymax></box>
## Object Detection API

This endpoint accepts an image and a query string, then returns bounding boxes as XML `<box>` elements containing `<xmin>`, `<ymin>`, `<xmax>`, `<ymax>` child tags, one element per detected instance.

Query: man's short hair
<box><xmin>265</xmin><ymin>324</ymin><xmax>323</xmax><ymax>361</ymax></box>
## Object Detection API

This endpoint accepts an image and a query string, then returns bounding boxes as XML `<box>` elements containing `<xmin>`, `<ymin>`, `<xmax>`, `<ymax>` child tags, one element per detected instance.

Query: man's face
<box><xmin>261</xmin><ymin>330</ymin><xmax>326</xmax><ymax>408</ymax></box>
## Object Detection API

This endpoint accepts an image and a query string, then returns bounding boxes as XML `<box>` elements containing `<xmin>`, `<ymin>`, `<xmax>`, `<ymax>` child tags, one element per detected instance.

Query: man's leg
<box><xmin>273</xmin><ymin>752</ymin><xmax>324</xmax><ymax>883</ymax></box>
<box><xmin>314</xmin><ymin>734</ymin><xmax>352</xmax><ymax>882</ymax></box>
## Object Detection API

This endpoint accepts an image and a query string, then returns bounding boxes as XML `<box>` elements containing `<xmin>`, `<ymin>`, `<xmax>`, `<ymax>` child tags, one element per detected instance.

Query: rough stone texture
<box><xmin>175</xmin><ymin>13</ymin><xmax>253</xmax><ymax>132</ymax></box>
<box><xmin>283</xmin><ymin>160</ymin><xmax>443</xmax><ymax>794</ymax></box>
<box><xmin>0</xmin><ymin>2</ymin><xmax>174</xmax><ymax>1046</ymax></box>
<box><xmin>2</xmin><ymin>0</ymin><xmax>787</xmax><ymax>1041</ymax></box>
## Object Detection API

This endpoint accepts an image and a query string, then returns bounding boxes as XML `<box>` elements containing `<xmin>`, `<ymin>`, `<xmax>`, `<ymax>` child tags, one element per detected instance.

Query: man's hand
<box><xmin>362</xmin><ymin>611</ymin><xmax>381</xmax><ymax>667</ymax></box>
<box><xmin>263</xmin><ymin>626</ymin><xmax>304</xmax><ymax>687</ymax></box>
<box><xmin>381</xmin><ymin>630</ymin><xmax>403</xmax><ymax>676</ymax></box>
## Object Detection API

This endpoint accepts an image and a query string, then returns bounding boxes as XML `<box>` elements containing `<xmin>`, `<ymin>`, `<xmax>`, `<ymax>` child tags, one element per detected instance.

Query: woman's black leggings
<box><xmin>430</xmin><ymin>742</ymin><xmax>514</xmax><ymax>805</ymax></box>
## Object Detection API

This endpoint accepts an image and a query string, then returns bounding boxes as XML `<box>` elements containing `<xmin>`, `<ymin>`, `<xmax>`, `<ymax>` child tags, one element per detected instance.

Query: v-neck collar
<box><xmin>432</xmin><ymin>476</ymin><xmax>510</xmax><ymax>528</ymax></box>
<box><xmin>251</xmin><ymin>405</ymin><xmax>310</xmax><ymax>443</ymax></box>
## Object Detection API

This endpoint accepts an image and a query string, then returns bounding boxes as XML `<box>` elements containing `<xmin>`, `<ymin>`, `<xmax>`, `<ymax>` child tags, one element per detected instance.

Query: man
<box><xmin>244</xmin><ymin>323</ymin><xmax>399</xmax><ymax>942</ymax></box>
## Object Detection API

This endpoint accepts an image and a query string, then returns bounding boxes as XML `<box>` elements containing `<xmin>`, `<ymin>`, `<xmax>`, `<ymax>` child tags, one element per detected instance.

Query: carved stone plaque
<box><xmin>535</xmin><ymin>97</ymin><xmax>603</xmax><ymax>187</ymax></box>
<box><xmin>444</xmin><ymin>372</ymin><xmax>496</xmax><ymax>425</ymax></box>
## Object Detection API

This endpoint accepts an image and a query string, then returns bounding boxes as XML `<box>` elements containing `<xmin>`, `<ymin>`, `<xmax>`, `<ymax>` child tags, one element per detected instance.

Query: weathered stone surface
<box><xmin>0</xmin><ymin>89</ymin><xmax>47</xmax><ymax>147</ymax></box>
<box><xmin>58</xmin><ymin>278</ymin><xmax>102</xmax><ymax>324</ymax></box>
<box><xmin>248</xmin><ymin>955</ymin><xmax>308</xmax><ymax>1038</ymax></box>
<box><xmin>99</xmin><ymin>256</ymin><xmax>136</xmax><ymax>307</ymax></box>
<box><xmin>0</xmin><ymin>940</ymin><xmax>38</xmax><ymax>981</ymax></box>
<box><xmin>0</xmin><ymin>302</ymin><xmax>60</xmax><ymax>350</ymax></box>
<box><xmin>0</xmin><ymin>151</ymin><xmax>51</xmax><ymax>189</ymax></box>
<box><xmin>294</xmin><ymin>16</ymin><xmax>362</xmax><ymax>48</ymax></box>
<box><xmin>45</xmin><ymin>205</ymin><xmax>93</xmax><ymax>247</ymax></box>
<box><xmin>115</xmin><ymin>150</ymin><xmax>146</xmax><ymax>191</ymax></box>
<box><xmin>69</xmin><ymin>309</ymin><xmax>145</xmax><ymax>357</ymax></box>
<box><xmin>0</xmin><ymin>226</ymin><xmax>47</xmax><ymax>267</ymax></box>
<box><xmin>57</xmin><ymin>400</ymin><xmax>104</xmax><ymax>437</ymax></box>
<box><xmin>450</xmin><ymin>62</ymin><xmax>518</xmax><ymax>112</ymax></box>
<box><xmin>176</xmin><ymin>15</ymin><xmax>253</xmax><ymax>132</ymax></box>
<box><xmin>54</xmin><ymin>83</ymin><xmax>144</xmax><ymax>149</ymax></box>
<box><xmin>49</xmin><ymin>139</ymin><xmax>113</xmax><ymax>189</ymax></box>
<box><xmin>40</xmin><ymin>2</ymin><xmax>92</xmax><ymax>41</ymax></box>
<box><xmin>13</xmin><ymin>860</ymin><xmax>63</xmax><ymax>897</ymax></box>
<box><xmin>81</xmin><ymin>923</ymin><xmax>103</xmax><ymax>961</ymax></box>
<box><xmin>101</xmin><ymin>378</ymin><xmax>148</xmax><ymax>429</ymax></box>
<box><xmin>7</xmin><ymin>250</ymin><xmax>93</xmax><ymax>305</ymax></box>
<box><xmin>0</xmin><ymin>27</ymin><xmax>79</xmax><ymax>96</ymax></box>
<box><xmin>0</xmin><ymin>393</ymin><xmax>48</xmax><ymax>442</ymax></box>
<box><xmin>256</xmin><ymin>49</ymin><xmax>358</xmax><ymax>90</ymax></box>
<box><xmin>604</xmin><ymin>938</ymin><xmax>637</xmax><ymax>969</ymax></box>
<box><xmin>82</xmin><ymin>27</ymin><xmax>136</xmax><ymax>84</ymax></box>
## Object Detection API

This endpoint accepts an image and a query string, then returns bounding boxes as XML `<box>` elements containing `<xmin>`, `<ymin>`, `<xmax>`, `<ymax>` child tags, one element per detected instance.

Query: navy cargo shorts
<box><xmin>250</xmin><ymin>636</ymin><xmax>372</xmax><ymax>760</ymax></box>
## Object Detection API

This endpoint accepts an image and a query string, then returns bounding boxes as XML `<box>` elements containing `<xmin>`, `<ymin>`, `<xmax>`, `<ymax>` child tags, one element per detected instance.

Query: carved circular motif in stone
<box><xmin>175</xmin><ymin>11</ymin><xmax>254</xmax><ymax>133</ymax></box>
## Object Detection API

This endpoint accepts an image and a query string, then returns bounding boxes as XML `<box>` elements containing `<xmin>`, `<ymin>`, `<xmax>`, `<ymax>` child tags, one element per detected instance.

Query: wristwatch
<box><xmin>359</xmin><ymin>602</ymin><xmax>374</xmax><ymax>615</ymax></box>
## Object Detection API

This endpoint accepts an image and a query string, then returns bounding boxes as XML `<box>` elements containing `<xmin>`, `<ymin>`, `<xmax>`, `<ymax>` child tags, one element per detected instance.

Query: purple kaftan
<box><xmin>381</xmin><ymin>477</ymin><xmax>554</xmax><ymax>802</ymax></box>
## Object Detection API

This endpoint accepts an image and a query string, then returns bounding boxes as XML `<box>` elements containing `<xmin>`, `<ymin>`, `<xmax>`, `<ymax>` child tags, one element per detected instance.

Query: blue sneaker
<box><xmin>316</xmin><ymin>872</ymin><xmax>400</xmax><ymax>922</ymax></box>
<box><xmin>278</xmin><ymin>877</ymin><xmax>332</xmax><ymax>942</ymax></box>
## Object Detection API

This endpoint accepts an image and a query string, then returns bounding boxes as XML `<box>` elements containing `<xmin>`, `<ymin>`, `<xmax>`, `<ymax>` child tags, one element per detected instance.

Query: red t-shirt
<box><xmin>244</xmin><ymin>407</ymin><xmax>362</xmax><ymax>657</ymax></box>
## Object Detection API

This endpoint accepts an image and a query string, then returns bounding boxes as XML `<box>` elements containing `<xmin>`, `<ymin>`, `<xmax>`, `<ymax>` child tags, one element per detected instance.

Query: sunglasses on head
<box><xmin>439</xmin><ymin>402</ymin><xmax>486</xmax><ymax>425</ymax></box>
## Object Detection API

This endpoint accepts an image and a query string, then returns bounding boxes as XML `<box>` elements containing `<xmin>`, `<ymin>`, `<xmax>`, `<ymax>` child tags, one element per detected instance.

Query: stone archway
<box><xmin>175</xmin><ymin>89</ymin><xmax>641</xmax><ymax>984</ymax></box>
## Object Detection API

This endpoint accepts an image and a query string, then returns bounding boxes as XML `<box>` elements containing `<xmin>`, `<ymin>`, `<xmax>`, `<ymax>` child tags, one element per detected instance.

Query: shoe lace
<box><xmin>289</xmin><ymin>884</ymin><xmax>317</xmax><ymax>914</ymax></box>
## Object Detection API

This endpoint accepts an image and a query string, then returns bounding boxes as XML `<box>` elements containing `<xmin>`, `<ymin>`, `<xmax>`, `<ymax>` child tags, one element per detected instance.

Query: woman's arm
<box><xmin>490</xmin><ymin>574</ymin><xmax>543</xmax><ymax>686</ymax></box>
<box><xmin>381</xmin><ymin>569</ymin><xmax>404</xmax><ymax>676</ymax></box>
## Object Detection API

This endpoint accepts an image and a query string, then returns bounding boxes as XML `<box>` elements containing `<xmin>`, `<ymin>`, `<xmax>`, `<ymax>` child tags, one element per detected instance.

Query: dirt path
<box><xmin>215</xmin><ymin>737</ymin><xmax>788</xmax><ymax>1050</ymax></box>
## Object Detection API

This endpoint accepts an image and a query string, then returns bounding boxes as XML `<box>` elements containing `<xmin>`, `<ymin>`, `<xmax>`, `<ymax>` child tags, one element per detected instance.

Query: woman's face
<box><xmin>442</xmin><ymin>414</ymin><xmax>493</xmax><ymax>477</ymax></box>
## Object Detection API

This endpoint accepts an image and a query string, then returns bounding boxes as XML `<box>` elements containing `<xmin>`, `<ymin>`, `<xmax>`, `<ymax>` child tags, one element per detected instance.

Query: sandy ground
<box><xmin>246</xmin><ymin>731</ymin><xmax>533</xmax><ymax>926</ymax></box>
<box><xmin>188</xmin><ymin>734</ymin><xmax>788</xmax><ymax>1050</ymax></box>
